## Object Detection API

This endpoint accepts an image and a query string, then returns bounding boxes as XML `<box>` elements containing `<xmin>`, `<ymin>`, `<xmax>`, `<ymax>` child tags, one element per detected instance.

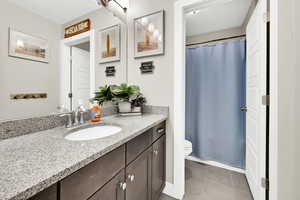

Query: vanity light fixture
<box><xmin>96</xmin><ymin>0</ymin><xmax>128</xmax><ymax>24</ymax></box>
<box><xmin>97</xmin><ymin>0</ymin><xmax>127</xmax><ymax>13</ymax></box>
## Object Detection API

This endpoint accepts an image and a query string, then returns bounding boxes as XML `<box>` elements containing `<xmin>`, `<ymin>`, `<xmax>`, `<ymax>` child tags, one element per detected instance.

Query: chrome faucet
<box><xmin>59</xmin><ymin>106</ymin><xmax>87</xmax><ymax>128</ymax></box>
<box><xmin>79</xmin><ymin>111</ymin><xmax>85</xmax><ymax>124</ymax></box>
<box><xmin>59</xmin><ymin>112</ymin><xmax>73</xmax><ymax>128</ymax></box>
<box><xmin>74</xmin><ymin>110</ymin><xmax>80</xmax><ymax>126</ymax></box>
<box><xmin>74</xmin><ymin>105</ymin><xmax>87</xmax><ymax>125</ymax></box>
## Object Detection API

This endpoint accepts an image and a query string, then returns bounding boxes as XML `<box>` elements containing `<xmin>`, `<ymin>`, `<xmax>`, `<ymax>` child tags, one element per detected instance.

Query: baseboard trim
<box><xmin>163</xmin><ymin>182</ymin><xmax>184</xmax><ymax>200</ymax></box>
<box><xmin>186</xmin><ymin>156</ymin><xmax>245</xmax><ymax>174</ymax></box>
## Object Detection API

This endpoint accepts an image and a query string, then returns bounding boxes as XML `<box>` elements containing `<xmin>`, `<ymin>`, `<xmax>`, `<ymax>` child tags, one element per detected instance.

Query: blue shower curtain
<box><xmin>185</xmin><ymin>40</ymin><xmax>246</xmax><ymax>169</ymax></box>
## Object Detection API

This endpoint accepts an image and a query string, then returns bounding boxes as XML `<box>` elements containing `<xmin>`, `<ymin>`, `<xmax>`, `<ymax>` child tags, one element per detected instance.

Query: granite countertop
<box><xmin>0</xmin><ymin>114</ymin><xmax>167</xmax><ymax>200</ymax></box>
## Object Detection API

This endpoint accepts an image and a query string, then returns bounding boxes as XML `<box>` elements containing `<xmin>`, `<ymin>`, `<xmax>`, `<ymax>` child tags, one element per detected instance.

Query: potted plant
<box><xmin>92</xmin><ymin>84</ymin><xmax>146</xmax><ymax>114</ymax></box>
<box><xmin>92</xmin><ymin>85</ymin><xmax>116</xmax><ymax>105</ymax></box>
<box><xmin>112</xmin><ymin>83</ymin><xmax>140</xmax><ymax>113</ymax></box>
<box><xmin>130</xmin><ymin>93</ymin><xmax>146</xmax><ymax>113</ymax></box>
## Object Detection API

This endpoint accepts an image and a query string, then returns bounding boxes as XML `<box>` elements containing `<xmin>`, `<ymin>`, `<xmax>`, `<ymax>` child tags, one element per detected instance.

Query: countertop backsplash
<box><xmin>142</xmin><ymin>105</ymin><xmax>169</xmax><ymax>115</ymax></box>
<box><xmin>0</xmin><ymin>115</ymin><xmax>68</xmax><ymax>141</ymax></box>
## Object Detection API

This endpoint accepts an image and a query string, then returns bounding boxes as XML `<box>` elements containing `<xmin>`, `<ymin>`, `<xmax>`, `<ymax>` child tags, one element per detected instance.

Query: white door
<box><xmin>245</xmin><ymin>0</ymin><xmax>267</xmax><ymax>199</ymax></box>
<box><xmin>72</xmin><ymin>47</ymin><xmax>91</xmax><ymax>110</ymax></box>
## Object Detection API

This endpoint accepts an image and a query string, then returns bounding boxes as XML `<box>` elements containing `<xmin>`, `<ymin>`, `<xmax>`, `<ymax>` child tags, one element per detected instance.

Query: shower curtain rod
<box><xmin>186</xmin><ymin>34</ymin><xmax>246</xmax><ymax>47</ymax></box>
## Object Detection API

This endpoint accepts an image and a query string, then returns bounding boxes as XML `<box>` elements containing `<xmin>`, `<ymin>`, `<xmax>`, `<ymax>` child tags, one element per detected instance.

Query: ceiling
<box><xmin>7</xmin><ymin>0</ymin><xmax>101</xmax><ymax>24</ymax></box>
<box><xmin>185</xmin><ymin>0</ymin><xmax>253</xmax><ymax>37</ymax></box>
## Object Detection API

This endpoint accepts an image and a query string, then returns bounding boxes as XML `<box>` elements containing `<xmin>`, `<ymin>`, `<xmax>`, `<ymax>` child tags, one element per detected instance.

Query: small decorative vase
<box><xmin>118</xmin><ymin>102</ymin><xmax>132</xmax><ymax>113</ymax></box>
<box><xmin>132</xmin><ymin>106</ymin><xmax>142</xmax><ymax>113</ymax></box>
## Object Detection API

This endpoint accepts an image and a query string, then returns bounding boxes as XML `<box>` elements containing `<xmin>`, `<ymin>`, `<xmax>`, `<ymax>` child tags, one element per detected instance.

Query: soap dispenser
<box><xmin>90</xmin><ymin>101</ymin><xmax>101</xmax><ymax>122</ymax></box>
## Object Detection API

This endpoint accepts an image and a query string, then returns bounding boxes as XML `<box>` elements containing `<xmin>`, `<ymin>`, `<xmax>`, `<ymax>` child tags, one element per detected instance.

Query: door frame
<box><xmin>172</xmin><ymin>0</ymin><xmax>278</xmax><ymax>200</ymax></box>
<box><xmin>60</xmin><ymin>30</ymin><xmax>96</xmax><ymax>111</ymax></box>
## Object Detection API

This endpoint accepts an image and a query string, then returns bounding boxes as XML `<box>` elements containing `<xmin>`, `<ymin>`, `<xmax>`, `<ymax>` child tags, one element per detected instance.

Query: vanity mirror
<box><xmin>0</xmin><ymin>0</ymin><xmax>129</xmax><ymax>122</ymax></box>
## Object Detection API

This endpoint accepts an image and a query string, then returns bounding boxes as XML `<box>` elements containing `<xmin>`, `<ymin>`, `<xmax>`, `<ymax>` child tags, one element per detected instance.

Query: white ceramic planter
<box><xmin>132</xmin><ymin>106</ymin><xmax>142</xmax><ymax>113</ymax></box>
<box><xmin>118</xmin><ymin>102</ymin><xmax>132</xmax><ymax>113</ymax></box>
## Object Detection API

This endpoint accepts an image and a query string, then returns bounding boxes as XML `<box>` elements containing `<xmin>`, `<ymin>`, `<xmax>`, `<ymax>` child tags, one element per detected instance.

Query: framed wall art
<box><xmin>134</xmin><ymin>10</ymin><xmax>165</xmax><ymax>58</ymax></box>
<box><xmin>9</xmin><ymin>28</ymin><xmax>49</xmax><ymax>63</ymax></box>
<box><xmin>98</xmin><ymin>24</ymin><xmax>121</xmax><ymax>63</ymax></box>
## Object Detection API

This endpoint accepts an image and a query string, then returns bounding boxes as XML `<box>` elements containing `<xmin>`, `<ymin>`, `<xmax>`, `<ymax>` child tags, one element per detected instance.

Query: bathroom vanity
<box><xmin>32</xmin><ymin>122</ymin><xmax>165</xmax><ymax>200</ymax></box>
<box><xmin>0</xmin><ymin>114</ymin><xmax>167</xmax><ymax>200</ymax></box>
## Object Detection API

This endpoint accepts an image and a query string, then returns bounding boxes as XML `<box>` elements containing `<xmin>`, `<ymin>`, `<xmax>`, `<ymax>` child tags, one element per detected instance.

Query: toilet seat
<box><xmin>184</xmin><ymin>140</ymin><xmax>193</xmax><ymax>157</ymax></box>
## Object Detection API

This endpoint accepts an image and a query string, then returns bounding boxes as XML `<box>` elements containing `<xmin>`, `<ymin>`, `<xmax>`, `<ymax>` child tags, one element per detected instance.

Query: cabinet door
<box><xmin>152</xmin><ymin>135</ymin><xmax>165</xmax><ymax>200</ymax></box>
<box><xmin>60</xmin><ymin>146</ymin><xmax>125</xmax><ymax>200</ymax></box>
<box><xmin>126</xmin><ymin>148</ymin><xmax>151</xmax><ymax>200</ymax></box>
<box><xmin>89</xmin><ymin>169</ymin><xmax>125</xmax><ymax>200</ymax></box>
<box><xmin>28</xmin><ymin>184</ymin><xmax>57</xmax><ymax>200</ymax></box>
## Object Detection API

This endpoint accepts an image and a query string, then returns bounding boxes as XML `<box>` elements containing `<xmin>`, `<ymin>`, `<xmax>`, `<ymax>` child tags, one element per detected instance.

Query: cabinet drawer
<box><xmin>152</xmin><ymin>122</ymin><xmax>166</xmax><ymax>143</ymax></box>
<box><xmin>29</xmin><ymin>184</ymin><xmax>57</xmax><ymax>200</ymax></box>
<box><xmin>60</xmin><ymin>145</ymin><xmax>125</xmax><ymax>200</ymax></box>
<box><xmin>89</xmin><ymin>169</ymin><xmax>125</xmax><ymax>200</ymax></box>
<box><xmin>126</xmin><ymin>129</ymin><xmax>152</xmax><ymax>165</ymax></box>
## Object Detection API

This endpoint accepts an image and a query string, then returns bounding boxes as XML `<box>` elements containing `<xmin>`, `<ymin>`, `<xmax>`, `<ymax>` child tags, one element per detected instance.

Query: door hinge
<box><xmin>261</xmin><ymin>178</ymin><xmax>270</xmax><ymax>190</ymax></box>
<box><xmin>262</xmin><ymin>95</ymin><xmax>270</xmax><ymax>106</ymax></box>
<box><xmin>263</xmin><ymin>12</ymin><xmax>270</xmax><ymax>23</ymax></box>
<box><xmin>240</xmin><ymin>106</ymin><xmax>248</xmax><ymax>112</ymax></box>
<box><xmin>68</xmin><ymin>93</ymin><xmax>73</xmax><ymax>98</ymax></box>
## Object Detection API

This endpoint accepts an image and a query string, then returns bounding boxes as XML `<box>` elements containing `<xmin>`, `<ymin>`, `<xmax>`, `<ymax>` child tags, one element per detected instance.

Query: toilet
<box><xmin>184</xmin><ymin>140</ymin><xmax>193</xmax><ymax>157</ymax></box>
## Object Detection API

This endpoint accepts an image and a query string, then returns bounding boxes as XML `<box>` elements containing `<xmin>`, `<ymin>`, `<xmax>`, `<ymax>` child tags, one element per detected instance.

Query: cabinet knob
<box><xmin>157</xmin><ymin>128</ymin><xmax>165</xmax><ymax>134</ymax></box>
<box><xmin>119</xmin><ymin>182</ymin><xmax>127</xmax><ymax>190</ymax></box>
<box><xmin>154</xmin><ymin>150</ymin><xmax>159</xmax><ymax>155</ymax></box>
<box><xmin>127</xmin><ymin>174</ymin><xmax>135</xmax><ymax>182</ymax></box>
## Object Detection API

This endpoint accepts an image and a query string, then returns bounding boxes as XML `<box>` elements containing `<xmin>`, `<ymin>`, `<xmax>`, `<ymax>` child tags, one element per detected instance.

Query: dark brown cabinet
<box><xmin>28</xmin><ymin>184</ymin><xmax>57</xmax><ymax>200</ymax></box>
<box><xmin>152</xmin><ymin>122</ymin><xmax>166</xmax><ymax>143</ymax></box>
<box><xmin>28</xmin><ymin>121</ymin><xmax>166</xmax><ymax>200</ymax></box>
<box><xmin>126</xmin><ymin>148</ymin><xmax>152</xmax><ymax>200</ymax></box>
<box><xmin>60</xmin><ymin>146</ymin><xmax>125</xmax><ymax>200</ymax></box>
<box><xmin>151</xmin><ymin>136</ymin><xmax>166</xmax><ymax>200</ymax></box>
<box><xmin>89</xmin><ymin>169</ymin><xmax>126</xmax><ymax>200</ymax></box>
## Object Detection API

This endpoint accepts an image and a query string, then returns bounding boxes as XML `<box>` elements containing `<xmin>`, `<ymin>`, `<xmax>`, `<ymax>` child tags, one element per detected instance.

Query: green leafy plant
<box><xmin>92</xmin><ymin>85</ymin><xmax>116</xmax><ymax>105</ymax></box>
<box><xmin>130</xmin><ymin>93</ymin><xmax>147</xmax><ymax>107</ymax></box>
<box><xmin>112</xmin><ymin>83</ymin><xmax>140</xmax><ymax>102</ymax></box>
<box><xmin>92</xmin><ymin>84</ymin><xmax>147</xmax><ymax>107</ymax></box>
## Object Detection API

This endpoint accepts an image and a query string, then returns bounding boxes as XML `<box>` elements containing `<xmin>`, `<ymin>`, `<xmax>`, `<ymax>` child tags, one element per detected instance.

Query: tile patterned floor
<box><xmin>160</xmin><ymin>160</ymin><xmax>253</xmax><ymax>200</ymax></box>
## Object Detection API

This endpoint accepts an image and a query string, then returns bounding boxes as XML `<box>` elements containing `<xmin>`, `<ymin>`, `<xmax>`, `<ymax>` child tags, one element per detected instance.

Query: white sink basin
<box><xmin>65</xmin><ymin>125</ymin><xmax>122</xmax><ymax>141</ymax></box>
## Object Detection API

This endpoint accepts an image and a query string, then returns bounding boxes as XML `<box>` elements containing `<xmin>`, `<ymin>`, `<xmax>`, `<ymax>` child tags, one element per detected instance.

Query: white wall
<box><xmin>186</xmin><ymin>27</ymin><xmax>245</xmax><ymax>45</ymax></box>
<box><xmin>127</xmin><ymin>0</ymin><xmax>175</xmax><ymax>183</ymax></box>
<box><xmin>276</xmin><ymin>0</ymin><xmax>300</xmax><ymax>199</ymax></box>
<box><xmin>63</xmin><ymin>8</ymin><xmax>127</xmax><ymax>87</ymax></box>
<box><xmin>0</xmin><ymin>1</ymin><xmax>61</xmax><ymax>121</ymax></box>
